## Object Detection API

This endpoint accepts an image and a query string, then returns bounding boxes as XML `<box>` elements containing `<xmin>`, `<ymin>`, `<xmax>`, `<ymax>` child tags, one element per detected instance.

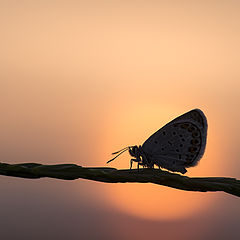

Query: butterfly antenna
<box><xmin>107</xmin><ymin>147</ymin><xmax>130</xmax><ymax>164</ymax></box>
<box><xmin>111</xmin><ymin>146</ymin><xmax>129</xmax><ymax>155</ymax></box>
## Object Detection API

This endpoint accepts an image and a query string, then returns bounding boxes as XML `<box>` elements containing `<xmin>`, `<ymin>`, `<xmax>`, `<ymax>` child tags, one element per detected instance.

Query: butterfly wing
<box><xmin>142</xmin><ymin>109</ymin><xmax>207</xmax><ymax>173</ymax></box>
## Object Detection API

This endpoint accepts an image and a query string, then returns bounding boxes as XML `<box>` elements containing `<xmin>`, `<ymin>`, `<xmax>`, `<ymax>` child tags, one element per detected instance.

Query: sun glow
<box><xmin>98</xmin><ymin>102</ymin><xmax>224</xmax><ymax>220</ymax></box>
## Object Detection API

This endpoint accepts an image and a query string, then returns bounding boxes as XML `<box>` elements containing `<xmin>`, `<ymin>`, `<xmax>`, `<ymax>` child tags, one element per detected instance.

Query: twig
<box><xmin>0</xmin><ymin>162</ymin><xmax>239</xmax><ymax>197</ymax></box>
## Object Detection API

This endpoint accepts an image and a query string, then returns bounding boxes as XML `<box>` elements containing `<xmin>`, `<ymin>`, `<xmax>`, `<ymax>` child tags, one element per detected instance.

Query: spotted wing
<box><xmin>142</xmin><ymin>109</ymin><xmax>207</xmax><ymax>173</ymax></box>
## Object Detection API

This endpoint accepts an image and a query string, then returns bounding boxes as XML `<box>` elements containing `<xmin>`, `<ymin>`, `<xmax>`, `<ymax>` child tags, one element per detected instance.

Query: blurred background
<box><xmin>0</xmin><ymin>1</ymin><xmax>239</xmax><ymax>239</ymax></box>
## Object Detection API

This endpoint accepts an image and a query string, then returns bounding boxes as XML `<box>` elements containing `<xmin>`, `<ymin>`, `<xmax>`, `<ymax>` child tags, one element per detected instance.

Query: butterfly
<box><xmin>107</xmin><ymin>109</ymin><xmax>207</xmax><ymax>174</ymax></box>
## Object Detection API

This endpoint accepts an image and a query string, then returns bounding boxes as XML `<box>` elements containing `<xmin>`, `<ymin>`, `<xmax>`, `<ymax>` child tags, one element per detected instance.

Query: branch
<box><xmin>0</xmin><ymin>162</ymin><xmax>239</xmax><ymax>197</ymax></box>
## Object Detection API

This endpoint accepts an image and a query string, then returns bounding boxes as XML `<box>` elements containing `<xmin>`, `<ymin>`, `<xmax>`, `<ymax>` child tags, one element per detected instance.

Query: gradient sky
<box><xmin>0</xmin><ymin>1</ymin><xmax>240</xmax><ymax>239</ymax></box>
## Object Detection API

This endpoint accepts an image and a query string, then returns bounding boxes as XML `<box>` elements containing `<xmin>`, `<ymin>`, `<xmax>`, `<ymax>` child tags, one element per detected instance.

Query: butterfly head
<box><xmin>107</xmin><ymin>145</ymin><xmax>138</xmax><ymax>164</ymax></box>
<box><xmin>107</xmin><ymin>145</ymin><xmax>150</xmax><ymax>169</ymax></box>
<box><xmin>128</xmin><ymin>145</ymin><xmax>140</xmax><ymax>158</ymax></box>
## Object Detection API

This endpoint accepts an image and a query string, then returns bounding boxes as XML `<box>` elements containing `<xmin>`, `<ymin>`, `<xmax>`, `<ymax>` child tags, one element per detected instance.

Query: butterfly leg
<box><xmin>130</xmin><ymin>159</ymin><xmax>133</xmax><ymax>169</ymax></box>
<box><xmin>141</xmin><ymin>153</ymin><xmax>155</xmax><ymax>169</ymax></box>
<box><xmin>130</xmin><ymin>158</ymin><xmax>141</xmax><ymax>169</ymax></box>
<box><xmin>138</xmin><ymin>162</ymin><xmax>147</xmax><ymax>170</ymax></box>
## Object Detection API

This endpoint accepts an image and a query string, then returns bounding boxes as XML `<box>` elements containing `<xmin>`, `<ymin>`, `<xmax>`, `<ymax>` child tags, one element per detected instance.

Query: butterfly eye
<box><xmin>132</xmin><ymin>146</ymin><xmax>139</xmax><ymax>155</ymax></box>
<box><xmin>129</xmin><ymin>148</ymin><xmax>134</xmax><ymax>157</ymax></box>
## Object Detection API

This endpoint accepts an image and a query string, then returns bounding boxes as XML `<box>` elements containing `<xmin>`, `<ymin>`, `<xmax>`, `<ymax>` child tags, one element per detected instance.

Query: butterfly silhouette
<box><xmin>107</xmin><ymin>109</ymin><xmax>207</xmax><ymax>174</ymax></box>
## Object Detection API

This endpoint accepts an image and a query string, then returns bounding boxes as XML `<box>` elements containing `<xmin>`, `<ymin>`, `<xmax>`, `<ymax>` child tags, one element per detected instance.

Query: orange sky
<box><xmin>0</xmin><ymin>1</ymin><xmax>239</xmax><ymax>237</ymax></box>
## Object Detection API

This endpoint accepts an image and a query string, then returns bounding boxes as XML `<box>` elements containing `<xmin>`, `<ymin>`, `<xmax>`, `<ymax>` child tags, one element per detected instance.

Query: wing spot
<box><xmin>172</xmin><ymin>131</ymin><xmax>176</xmax><ymax>135</ymax></box>
<box><xmin>154</xmin><ymin>140</ymin><xmax>158</xmax><ymax>144</ymax></box>
<box><xmin>176</xmin><ymin>149</ymin><xmax>179</xmax><ymax>152</ymax></box>
<box><xmin>161</xmin><ymin>147</ymin><xmax>165</xmax><ymax>151</ymax></box>
<box><xmin>181</xmin><ymin>138</ymin><xmax>185</xmax><ymax>142</ymax></box>
<box><xmin>162</xmin><ymin>131</ymin><xmax>166</xmax><ymax>135</ymax></box>
<box><xmin>168</xmin><ymin>141</ymin><xmax>172</xmax><ymax>146</ymax></box>
<box><xmin>181</xmin><ymin>123</ymin><xmax>189</xmax><ymax>129</ymax></box>
<box><xmin>179</xmin><ymin>134</ymin><xmax>183</xmax><ymax>137</ymax></box>
<box><xmin>179</xmin><ymin>144</ymin><xmax>183</xmax><ymax>147</ymax></box>
<box><xmin>188</xmin><ymin>147</ymin><xmax>197</xmax><ymax>153</ymax></box>
<box><xmin>191</xmin><ymin>139</ymin><xmax>200</xmax><ymax>145</ymax></box>
<box><xmin>188</xmin><ymin>126</ymin><xmax>196</xmax><ymax>132</ymax></box>
<box><xmin>179</xmin><ymin>154</ymin><xmax>182</xmax><ymax>159</ymax></box>
<box><xmin>192</xmin><ymin>131</ymin><xmax>200</xmax><ymax>137</ymax></box>
<box><xmin>185</xmin><ymin>154</ymin><xmax>192</xmax><ymax>163</ymax></box>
